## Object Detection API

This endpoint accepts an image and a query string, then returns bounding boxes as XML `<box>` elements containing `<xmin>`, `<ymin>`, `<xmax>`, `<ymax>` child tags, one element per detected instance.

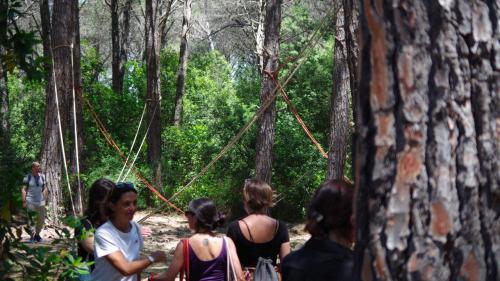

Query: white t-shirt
<box><xmin>91</xmin><ymin>220</ymin><xmax>144</xmax><ymax>281</ymax></box>
<box><xmin>23</xmin><ymin>173</ymin><xmax>47</xmax><ymax>206</ymax></box>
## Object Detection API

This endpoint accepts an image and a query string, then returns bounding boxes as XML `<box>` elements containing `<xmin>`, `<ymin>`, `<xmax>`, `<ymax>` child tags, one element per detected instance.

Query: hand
<box><xmin>140</xmin><ymin>226</ymin><xmax>153</xmax><ymax>238</ymax></box>
<box><xmin>150</xmin><ymin>251</ymin><xmax>167</xmax><ymax>263</ymax></box>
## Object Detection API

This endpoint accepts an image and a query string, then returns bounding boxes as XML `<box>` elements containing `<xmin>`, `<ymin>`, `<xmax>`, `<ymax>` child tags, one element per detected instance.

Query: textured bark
<box><xmin>110</xmin><ymin>0</ymin><xmax>121</xmax><ymax>94</ymax></box>
<box><xmin>173</xmin><ymin>0</ymin><xmax>192</xmax><ymax>127</ymax></box>
<box><xmin>159</xmin><ymin>0</ymin><xmax>176</xmax><ymax>48</ymax></box>
<box><xmin>41</xmin><ymin>0</ymin><xmax>73</xmax><ymax>221</ymax></box>
<box><xmin>145</xmin><ymin>0</ymin><xmax>162</xmax><ymax>206</ymax></box>
<box><xmin>111</xmin><ymin>0</ymin><xmax>132</xmax><ymax>95</ymax></box>
<box><xmin>355</xmin><ymin>1</ymin><xmax>499</xmax><ymax>280</ymax></box>
<box><xmin>327</xmin><ymin>5</ymin><xmax>350</xmax><ymax>180</ymax></box>
<box><xmin>0</xmin><ymin>0</ymin><xmax>8</xmax><ymax>134</ymax></box>
<box><xmin>255</xmin><ymin>0</ymin><xmax>266</xmax><ymax>73</ymax></box>
<box><xmin>69</xmin><ymin>0</ymin><xmax>84</xmax><ymax>215</ymax></box>
<box><xmin>344</xmin><ymin>0</ymin><xmax>360</xmax><ymax>129</ymax></box>
<box><xmin>255</xmin><ymin>0</ymin><xmax>282</xmax><ymax>184</ymax></box>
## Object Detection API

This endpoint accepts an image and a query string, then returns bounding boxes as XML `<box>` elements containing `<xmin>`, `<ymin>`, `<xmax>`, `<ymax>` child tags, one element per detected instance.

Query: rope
<box><xmin>83</xmin><ymin>97</ymin><xmax>184</xmax><ymax>214</ymax></box>
<box><xmin>70</xmin><ymin>44</ymin><xmax>83</xmax><ymax>213</ymax></box>
<box><xmin>122</xmin><ymin>102</ymin><xmax>158</xmax><ymax>181</ymax></box>
<box><xmin>117</xmin><ymin>104</ymin><xmax>147</xmax><ymax>182</ymax></box>
<box><xmin>265</xmin><ymin>70</ymin><xmax>328</xmax><ymax>159</ymax></box>
<box><xmin>51</xmin><ymin>52</ymin><xmax>76</xmax><ymax>216</ymax></box>
<box><xmin>137</xmin><ymin>13</ymin><xmax>333</xmax><ymax>223</ymax></box>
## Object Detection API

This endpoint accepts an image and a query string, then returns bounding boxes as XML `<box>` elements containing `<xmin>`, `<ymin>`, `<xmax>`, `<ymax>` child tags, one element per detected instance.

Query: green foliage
<box><xmin>0</xmin><ymin>213</ymin><xmax>92</xmax><ymax>280</ymax></box>
<box><xmin>7</xmin><ymin>71</ymin><xmax>45</xmax><ymax>162</ymax></box>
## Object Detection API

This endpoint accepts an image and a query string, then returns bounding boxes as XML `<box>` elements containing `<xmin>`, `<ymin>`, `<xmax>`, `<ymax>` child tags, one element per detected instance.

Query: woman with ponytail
<box><xmin>152</xmin><ymin>198</ymin><xmax>244</xmax><ymax>281</ymax></box>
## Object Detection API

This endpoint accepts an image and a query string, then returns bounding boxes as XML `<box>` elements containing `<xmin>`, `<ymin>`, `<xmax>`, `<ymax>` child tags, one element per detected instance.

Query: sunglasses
<box><xmin>116</xmin><ymin>182</ymin><xmax>135</xmax><ymax>190</ymax></box>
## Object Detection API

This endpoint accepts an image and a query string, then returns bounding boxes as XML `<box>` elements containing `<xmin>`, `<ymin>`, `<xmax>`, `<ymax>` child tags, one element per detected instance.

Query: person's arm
<box><xmin>151</xmin><ymin>241</ymin><xmax>184</xmax><ymax>281</ymax></box>
<box><xmin>227</xmin><ymin>238</ymin><xmax>245</xmax><ymax>281</ymax></box>
<box><xmin>279</xmin><ymin>242</ymin><xmax>291</xmax><ymax>261</ymax></box>
<box><xmin>104</xmin><ymin>250</ymin><xmax>166</xmax><ymax>276</ymax></box>
<box><xmin>79</xmin><ymin>236</ymin><xmax>94</xmax><ymax>254</ymax></box>
<box><xmin>21</xmin><ymin>185</ymin><xmax>27</xmax><ymax>208</ymax></box>
<box><xmin>43</xmin><ymin>187</ymin><xmax>48</xmax><ymax>201</ymax></box>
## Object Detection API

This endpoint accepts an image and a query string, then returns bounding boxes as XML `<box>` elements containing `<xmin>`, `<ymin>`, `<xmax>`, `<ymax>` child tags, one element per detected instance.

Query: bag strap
<box><xmin>180</xmin><ymin>239</ymin><xmax>190</xmax><ymax>281</ymax></box>
<box><xmin>224</xmin><ymin>237</ymin><xmax>238</xmax><ymax>281</ymax></box>
<box><xmin>240</xmin><ymin>220</ymin><xmax>254</xmax><ymax>242</ymax></box>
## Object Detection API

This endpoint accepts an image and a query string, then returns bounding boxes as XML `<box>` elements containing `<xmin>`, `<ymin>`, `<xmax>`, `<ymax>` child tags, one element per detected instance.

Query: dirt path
<box><xmin>17</xmin><ymin>211</ymin><xmax>310</xmax><ymax>278</ymax></box>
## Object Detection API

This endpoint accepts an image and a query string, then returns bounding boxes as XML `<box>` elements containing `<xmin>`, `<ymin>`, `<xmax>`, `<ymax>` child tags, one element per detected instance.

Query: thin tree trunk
<box><xmin>355</xmin><ymin>1</ymin><xmax>499</xmax><ymax>280</ymax></box>
<box><xmin>40</xmin><ymin>0</ymin><xmax>65</xmax><ymax>221</ymax></box>
<box><xmin>255</xmin><ymin>0</ymin><xmax>282</xmax><ymax>184</ymax></box>
<box><xmin>145</xmin><ymin>0</ymin><xmax>162</xmax><ymax>206</ymax></box>
<box><xmin>0</xmin><ymin>0</ymin><xmax>9</xmax><ymax>134</ymax></box>
<box><xmin>159</xmin><ymin>0</ymin><xmax>176</xmax><ymax>48</ymax></box>
<box><xmin>111</xmin><ymin>0</ymin><xmax>121</xmax><ymax>94</ymax></box>
<box><xmin>173</xmin><ymin>0</ymin><xmax>192</xmax><ymax>127</ymax></box>
<box><xmin>327</xmin><ymin>5</ymin><xmax>350</xmax><ymax>180</ymax></box>
<box><xmin>119</xmin><ymin>0</ymin><xmax>132</xmax><ymax>88</ymax></box>
<box><xmin>69</xmin><ymin>0</ymin><xmax>84</xmax><ymax>215</ymax></box>
<box><xmin>255</xmin><ymin>0</ymin><xmax>266</xmax><ymax>73</ymax></box>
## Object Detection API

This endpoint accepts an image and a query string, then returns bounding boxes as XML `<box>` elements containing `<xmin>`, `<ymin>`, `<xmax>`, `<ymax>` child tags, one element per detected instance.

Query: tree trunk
<box><xmin>110</xmin><ymin>0</ymin><xmax>121</xmax><ymax>94</ymax></box>
<box><xmin>0</xmin><ymin>0</ymin><xmax>9</xmax><ymax>134</ymax></box>
<box><xmin>120</xmin><ymin>0</ymin><xmax>132</xmax><ymax>87</ymax></box>
<box><xmin>344</xmin><ymin>0</ymin><xmax>359</xmax><ymax>130</ymax></box>
<box><xmin>173</xmin><ymin>0</ymin><xmax>192</xmax><ymax>127</ymax></box>
<box><xmin>40</xmin><ymin>0</ymin><xmax>59</xmax><ymax>220</ymax></box>
<box><xmin>145</xmin><ymin>0</ymin><xmax>162</xmax><ymax>206</ymax></box>
<box><xmin>327</xmin><ymin>5</ymin><xmax>350</xmax><ymax>180</ymax></box>
<box><xmin>69</xmin><ymin>0</ymin><xmax>84</xmax><ymax>215</ymax></box>
<box><xmin>355</xmin><ymin>1</ymin><xmax>500</xmax><ymax>280</ymax></box>
<box><xmin>255</xmin><ymin>0</ymin><xmax>266</xmax><ymax>73</ymax></box>
<box><xmin>254</xmin><ymin>0</ymin><xmax>282</xmax><ymax>184</ymax></box>
<box><xmin>159</xmin><ymin>0</ymin><xmax>176</xmax><ymax>48</ymax></box>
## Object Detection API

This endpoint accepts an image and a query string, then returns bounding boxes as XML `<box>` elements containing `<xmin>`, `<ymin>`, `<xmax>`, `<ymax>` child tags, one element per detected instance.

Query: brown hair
<box><xmin>243</xmin><ymin>179</ymin><xmax>275</xmax><ymax>214</ymax></box>
<box><xmin>305</xmin><ymin>179</ymin><xmax>354</xmax><ymax>240</ymax></box>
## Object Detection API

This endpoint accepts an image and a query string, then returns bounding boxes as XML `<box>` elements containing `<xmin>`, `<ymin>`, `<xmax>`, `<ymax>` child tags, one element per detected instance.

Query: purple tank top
<box><xmin>189</xmin><ymin>239</ymin><xmax>227</xmax><ymax>281</ymax></box>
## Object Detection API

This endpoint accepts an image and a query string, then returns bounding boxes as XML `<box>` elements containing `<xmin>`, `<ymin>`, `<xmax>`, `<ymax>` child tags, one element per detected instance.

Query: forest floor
<box><xmin>14</xmin><ymin>211</ymin><xmax>310</xmax><ymax>279</ymax></box>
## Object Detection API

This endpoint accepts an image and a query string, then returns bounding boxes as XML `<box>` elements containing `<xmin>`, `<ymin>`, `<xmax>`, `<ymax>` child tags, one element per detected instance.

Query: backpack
<box><xmin>253</xmin><ymin>257</ymin><xmax>279</xmax><ymax>281</ymax></box>
<box><xmin>25</xmin><ymin>173</ymin><xmax>46</xmax><ymax>191</ymax></box>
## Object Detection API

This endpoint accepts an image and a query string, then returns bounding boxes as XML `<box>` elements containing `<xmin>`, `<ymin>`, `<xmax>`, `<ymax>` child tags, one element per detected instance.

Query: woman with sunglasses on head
<box><xmin>151</xmin><ymin>198</ymin><xmax>244</xmax><ymax>281</ymax></box>
<box><xmin>281</xmin><ymin>179</ymin><xmax>355</xmax><ymax>281</ymax></box>
<box><xmin>226</xmin><ymin>179</ymin><xmax>290</xmax><ymax>276</ymax></box>
<box><xmin>91</xmin><ymin>182</ymin><xmax>166</xmax><ymax>281</ymax></box>
<box><xmin>75</xmin><ymin>178</ymin><xmax>114</xmax><ymax>280</ymax></box>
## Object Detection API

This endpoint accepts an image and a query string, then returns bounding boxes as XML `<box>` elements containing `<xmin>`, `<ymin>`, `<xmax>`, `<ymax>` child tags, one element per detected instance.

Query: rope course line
<box><xmin>122</xmin><ymin>102</ymin><xmax>159</xmax><ymax>181</ymax></box>
<box><xmin>137</xmin><ymin>10</ymin><xmax>335</xmax><ymax>223</ymax></box>
<box><xmin>264</xmin><ymin>69</ymin><xmax>328</xmax><ymax>159</ymax></box>
<box><xmin>117</xmin><ymin>104</ymin><xmax>147</xmax><ymax>182</ymax></box>
<box><xmin>83</xmin><ymin>97</ymin><xmax>184</xmax><ymax>214</ymax></box>
<box><xmin>51</xmin><ymin>47</ymin><xmax>76</xmax><ymax>217</ymax></box>
<box><xmin>70</xmin><ymin>44</ymin><xmax>83</xmax><ymax>213</ymax></box>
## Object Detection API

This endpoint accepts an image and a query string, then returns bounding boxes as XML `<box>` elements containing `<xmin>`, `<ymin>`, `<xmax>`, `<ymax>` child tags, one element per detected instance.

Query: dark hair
<box><xmin>305</xmin><ymin>180</ymin><xmax>354</xmax><ymax>240</ymax></box>
<box><xmin>187</xmin><ymin>198</ymin><xmax>225</xmax><ymax>231</ymax></box>
<box><xmin>84</xmin><ymin>178</ymin><xmax>114</xmax><ymax>226</ymax></box>
<box><xmin>243</xmin><ymin>179</ymin><xmax>275</xmax><ymax>214</ymax></box>
<box><xmin>104</xmin><ymin>182</ymin><xmax>137</xmax><ymax>217</ymax></box>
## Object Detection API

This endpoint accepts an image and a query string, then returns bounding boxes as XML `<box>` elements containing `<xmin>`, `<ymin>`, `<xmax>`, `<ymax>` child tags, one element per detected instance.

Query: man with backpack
<box><xmin>21</xmin><ymin>161</ymin><xmax>48</xmax><ymax>243</ymax></box>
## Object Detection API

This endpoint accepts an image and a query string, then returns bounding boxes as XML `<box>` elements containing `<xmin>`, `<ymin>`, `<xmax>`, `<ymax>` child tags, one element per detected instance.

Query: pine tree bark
<box><xmin>255</xmin><ymin>0</ymin><xmax>282</xmax><ymax>184</ymax></box>
<box><xmin>110</xmin><ymin>0</ymin><xmax>121</xmax><ymax>94</ymax></box>
<box><xmin>355</xmin><ymin>1</ymin><xmax>499</xmax><ymax>280</ymax></box>
<box><xmin>173</xmin><ymin>0</ymin><xmax>192</xmax><ymax>127</ymax></box>
<box><xmin>40</xmin><ymin>0</ymin><xmax>72</xmax><ymax>220</ymax></box>
<box><xmin>327</xmin><ymin>5</ymin><xmax>350</xmax><ymax>180</ymax></box>
<box><xmin>145</xmin><ymin>0</ymin><xmax>162</xmax><ymax>206</ymax></box>
<box><xmin>0</xmin><ymin>0</ymin><xmax>9</xmax><ymax>134</ymax></box>
<box><xmin>110</xmin><ymin>0</ymin><xmax>132</xmax><ymax>95</ymax></box>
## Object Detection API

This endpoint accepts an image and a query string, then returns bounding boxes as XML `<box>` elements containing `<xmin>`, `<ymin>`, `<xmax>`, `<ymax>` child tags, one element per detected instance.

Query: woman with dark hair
<box><xmin>281</xmin><ymin>179</ymin><xmax>355</xmax><ymax>281</ymax></box>
<box><xmin>91</xmin><ymin>182</ymin><xmax>166</xmax><ymax>281</ymax></box>
<box><xmin>226</xmin><ymin>179</ymin><xmax>290</xmax><ymax>273</ymax></box>
<box><xmin>152</xmin><ymin>198</ymin><xmax>244</xmax><ymax>281</ymax></box>
<box><xmin>75</xmin><ymin>178</ymin><xmax>114</xmax><ymax>280</ymax></box>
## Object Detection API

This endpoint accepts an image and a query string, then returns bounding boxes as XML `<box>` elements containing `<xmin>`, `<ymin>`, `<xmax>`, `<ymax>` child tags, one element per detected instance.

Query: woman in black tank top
<box><xmin>226</xmin><ymin>179</ymin><xmax>291</xmax><ymax>268</ymax></box>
